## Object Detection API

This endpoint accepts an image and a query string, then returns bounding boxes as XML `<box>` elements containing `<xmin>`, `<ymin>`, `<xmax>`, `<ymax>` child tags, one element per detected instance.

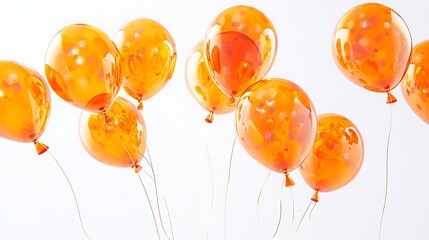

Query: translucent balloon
<box><xmin>332</xmin><ymin>3</ymin><xmax>412</xmax><ymax>103</ymax></box>
<box><xmin>114</xmin><ymin>18</ymin><xmax>177</xmax><ymax>110</ymax></box>
<box><xmin>235</xmin><ymin>78</ymin><xmax>317</xmax><ymax>185</ymax></box>
<box><xmin>45</xmin><ymin>24</ymin><xmax>122</xmax><ymax>112</ymax></box>
<box><xmin>205</xmin><ymin>5</ymin><xmax>277</xmax><ymax>101</ymax></box>
<box><xmin>401</xmin><ymin>40</ymin><xmax>429</xmax><ymax>124</ymax></box>
<box><xmin>185</xmin><ymin>40</ymin><xmax>234</xmax><ymax>123</ymax></box>
<box><xmin>299</xmin><ymin>113</ymin><xmax>364</xmax><ymax>195</ymax></box>
<box><xmin>79</xmin><ymin>96</ymin><xmax>146</xmax><ymax>172</ymax></box>
<box><xmin>0</xmin><ymin>61</ymin><xmax>51</xmax><ymax>154</ymax></box>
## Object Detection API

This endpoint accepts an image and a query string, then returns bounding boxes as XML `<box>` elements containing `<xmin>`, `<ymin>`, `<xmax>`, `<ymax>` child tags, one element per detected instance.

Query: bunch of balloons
<box><xmin>185</xmin><ymin>5</ymin><xmax>367</xmax><ymax>199</ymax></box>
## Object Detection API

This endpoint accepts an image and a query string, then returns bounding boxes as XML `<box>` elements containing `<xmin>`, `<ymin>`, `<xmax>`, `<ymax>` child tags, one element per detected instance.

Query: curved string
<box><xmin>309</xmin><ymin>202</ymin><xmax>317</xmax><ymax>221</ymax></box>
<box><xmin>379</xmin><ymin>102</ymin><xmax>393</xmax><ymax>240</ymax></box>
<box><xmin>283</xmin><ymin>186</ymin><xmax>296</xmax><ymax>240</ymax></box>
<box><xmin>271</xmin><ymin>181</ymin><xmax>284</xmax><ymax>239</ymax></box>
<box><xmin>47</xmin><ymin>150</ymin><xmax>92</xmax><ymax>240</ymax></box>
<box><xmin>204</xmin><ymin>124</ymin><xmax>215</xmax><ymax>240</ymax></box>
<box><xmin>224</xmin><ymin>135</ymin><xmax>237</xmax><ymax>240</ymax></box>
<box><xmin>256</xmin><ymin>171</ymin><xmax>271</xmax><ymax>240</ymax></box>
<box><xmin>137</xmin><ymin>173</ymin><xmax>161</xmax><ymax>240</ymax></box>
<box><xmin>296</xmin><ymin>201</ymin><xmax>314</xmax><ymax>233</ymax></box>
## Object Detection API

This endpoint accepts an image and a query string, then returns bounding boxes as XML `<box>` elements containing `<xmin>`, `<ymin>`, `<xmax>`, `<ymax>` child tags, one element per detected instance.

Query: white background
<box><xmin>1</xmin><ymin>0</ymin><xmax>428</xmax><ymax>239</ymax></box>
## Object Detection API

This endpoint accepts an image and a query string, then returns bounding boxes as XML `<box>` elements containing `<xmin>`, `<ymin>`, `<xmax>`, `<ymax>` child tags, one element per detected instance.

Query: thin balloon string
<box><xmin>47</xmin><ymin>150</ymin><xmax>92</xmax><ymax>240</ymax></box>
<box><xmin>224</xmin><ymin>135</ymin><xmax>237</xmax><ymax>240</ymax></box>
<box><xmin>309</xmin><ymin>202</ymin><xmax>317</xmax><ymax>221</ymax></box>
<box><xmin>283</xmin><ymin>187</ymin><xmax>296</xmax><ymax>240</ymax></box>
<box><xmin>296</xmin><ymin>201</ymin><xmax>314</xmax><ymax>234</ymax></box>
<box><xmin>256</xmin><ymin>171</ymin><xmax>271</xmax><ymax>240</ymax></box>
<box><xmin>204</xmin><ymin>124</ymin><xmax>215</xmax><ymax>240</ymax></box>
<box><xmin>104</xmin><ymin>113</ymin><xmax>161</xmax><ymax>240</ymax></box>
<box><xmin>145</xmin><ymin>145</ymin><xmax>174</xmax><ymax>240</ymax></box>
<box><xmin>271</xmin><ymin>181</ymin><xmax>284</xmax><ymax>239</ymax></box>
<box><xmin>379</xmin><ymin>103</ymin><xmax>393</xmax><ymax>240</ymax></box>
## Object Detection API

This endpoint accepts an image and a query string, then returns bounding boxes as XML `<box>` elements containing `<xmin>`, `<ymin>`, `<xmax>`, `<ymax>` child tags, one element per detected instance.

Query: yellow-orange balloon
<box><xmin>205</xmin><ymin>5</ymin><xmax>277</xmax><ymax>99</ymax></box>
<box><xmin>185</xmin><ymin>40</ymin><xmax>234</xmax><ymax>123</ymax></box>
<box><xmin>235</xmin><ymin>78</ymin><xmax>317</xmax><ymax>175</ymax></box>
<box><xmin>45</xmin><ymin>24</ymin><xmax>122</xmax><ymax>112</ymax></box>
<box><xmin>401</xmin><ymin>40</ymin><xmax>429</xmax><ymax>124</ymax></box>
<box><xmin>79</xmin><ymin>96</ymin><xmax>146</xmax><ymax>170</ymax></box>
<box><xmin>299</xmin><ymin>113</ymin><xmax>364</xmax><ymax>193</ymax></box>
<box><xmin>114</xmin><ymin>18</ymin><xmax>177</xmax><ymax>109</ymax></box>
<box><xmin>332</xmin><ymin>3</ymin><xmax>412</xmax><ymax>102</ymax></box>
<box><xmin>0</xmin><ymin>61</ymin><xmax>51</xmax><ymax>143</ymax></box>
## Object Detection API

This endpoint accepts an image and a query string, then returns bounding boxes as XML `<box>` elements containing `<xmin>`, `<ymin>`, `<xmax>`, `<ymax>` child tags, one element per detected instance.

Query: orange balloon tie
<box><xmin>285</xmin><ymin>173</ymin><xmax>295</xmax><ymax>187</ymax></box>
<box><xmin>386</xmin><ymin>91</ymin><xmax>397</xmax><ymax>104</ymax></box>
<box><xmin>205</xmin><ymin>111</ymin><xmax>214</xmax><ymax>123</ymax></box>
<box><xmin>311</xmin><ymin>191</ymin><xmax>319</xmax><ymax>203</ymax></box>
<box><xmin>137</xmin><ymin>100</ymin><xmax>144</xmax><ymax>110</ymax></box>
<box><xmin>227</xmin><ymin>96</ymin><xmax>235</xmax><ymax>107</ymax></box>
<box><xmin>133</xmin><ymin>164</ymin><xmax>142</xmax><ymax>173</ymax></box>
<box><xmin>34</xmin><ymin>141</ymin><xmax>49</xmax><ymax>155</ymax></box>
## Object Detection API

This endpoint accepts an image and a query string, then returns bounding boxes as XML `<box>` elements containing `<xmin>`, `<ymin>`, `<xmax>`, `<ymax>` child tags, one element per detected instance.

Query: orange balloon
<box><xmin>205</xmin><ymin>5</ymin><xmax>277</xmax><ymax>100</ymax></box>
<box><xmin>79</xmin><ymin>96</ymin><xmax>146</xmax><ymax>171</ymax></box>
<box><xmin>235</xmin><ymin>78</ymin><xmax>317</xmax><ymax>183</ymax></box>
<box><xmin>299</xmin><ymin>113</ymin><xmax>364</xmax><ymax>195</ymax></box>
<box><xmin>185</xmin><ymin>40</ymin><xmax>235</xmax><ymax>123</ymax></box>
<box><xmin>332</xmin><ymin>3</ymin><xmax>412</xmax><ymax>103</ymax></box>
<box><xmin>0</xmin><ymin>61</ymin><xmax>51</xmax><ymax>154</ymax></box>
<box><xmin>114</xmin><ymin>18</ymin><xmax>177</xmax><ymax>109</ymax></box>
<box><xmin>401</xmin><ymin>40</ymin><xmax>429</xmax><ymax>124</ymax></box>
<box><xmin>45</xmin><ymin>24</ymin><xmax>122</xmax><ymax>112</ymax></box>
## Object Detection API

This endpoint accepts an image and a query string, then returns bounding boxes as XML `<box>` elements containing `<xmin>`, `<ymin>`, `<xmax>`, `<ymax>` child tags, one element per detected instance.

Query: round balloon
<box><xmin>236</xmin><ymin>78</ymin><xmax>317</xmax><ymax>180</ymax></box>
<box><xmin>401</xmin><ymin>40</ymin><xmax>429</xmax><ymax>124</ymax></box>
<box><xmin>0</xmin><ymin>61</ymin><xmax>51</xmax><ymax>149</ymax></box>
<box><xmin>299</xmin><ymin>113</ymin><xmax>364</xmax><ymax>193</ymax></box>
<box><xmin>45</xmin><ymin>24</ymin><xmax>122</xmax><ymax>112</ymax></box>
<box><xmin>79</xmin><ymin>96</ymin><xmax>146</xmax><ymax>171</ymax></box>
<box><xmin>114</xmin><ymin>18</ymin><xmax>177</xmax><ymax>110</ymax></box>
<box><xmin>332</xmin><ymin>3</ymin><xmax>412</xmax><ymax>103</ymax></box>
<box><xmin>185</xmin><ymin>40</ymin><xmax>234</xmax><ymax>123</ymax></box>
<box><xmin>204</xmin><ymin>5</ymin><xmax>277</xmax><ymax>100</ymax></box>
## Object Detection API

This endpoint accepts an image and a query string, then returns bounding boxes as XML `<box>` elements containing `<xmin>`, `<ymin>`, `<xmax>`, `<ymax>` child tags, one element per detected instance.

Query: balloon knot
<box><xmin>137</xmin><ymin>100</ymin><xmax>144</xmax><ymax>110</ymax></box>
<box><xmin>34</xmin><ymin>141</ymin><xmax>49</xmax><ymax>155</ymax></box>
<box><xmin>285</xmin><ymin>173</ymin><xmax>295</xmax><ymax>187</ymax></box>
<box><xmin>386</xmin><ymin>91</ymin><xmax>397</xmax><ymax>104</ymax></box>
<box><xmin>311</xmin><ymin>191</ymin><xmax>319</xmax><ymax>203</ymax></box>
<box><xmin>227</xmin><ymin>96</ymin><xmax>236</xmax><ymax>107</ymax></box>
<box><xmin>133</xmin><ymin>164</ymin><xmax>142</xmax><ymax>173</ymax></box>
<box><xmin>205</xmin><ymin>111</ymin><xmax>214</xmax><ymax>123</ymax></box>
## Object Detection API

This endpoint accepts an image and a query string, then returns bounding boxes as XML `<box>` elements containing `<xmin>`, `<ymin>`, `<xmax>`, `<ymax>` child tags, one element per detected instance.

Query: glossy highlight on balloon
<box><xmin>401</xmin><ymin>40</ymin><xmax>429</xmax><ymax>124</ymax></box>
<box><xmin>114</xmin><ymin>18</ymin><xmax>177</xmax><ymax>109</ymax></box>
<box><xmin>332</xmin><ymin>3</ymin><xmax>412</xmax><ymax>99</ymax></box>
<box><xmin>235</xmin><ymin>78</ymin><xmax>317</xmax><ymax>176</ymax></box>
<box><xmin>185</xmin><ymin>40</ymin><xmax>234</xmax><ymax>123</ymax></box>
<box><xmin>299</xmin><ymin>113</ymin><xmax>364</xmax><ymax>193</ymax></box>
<box><xmin>45</xmin><ymin>24</ymin><xmax>122</xmax><ymax>112</ymax></box>
<box><xmin>205</xmin><ymin>5</ymin><xmax>277</xmax><ymax>99</ymax></box>
<box><xmin>0</xmin><ymin>61</ymin><xmax>51</xmax><ymax>146</ymax></box>
<box><xmin>79</xmin><ymin>96</ymin><xmax>146</xmax><ymax>170</ymax></box>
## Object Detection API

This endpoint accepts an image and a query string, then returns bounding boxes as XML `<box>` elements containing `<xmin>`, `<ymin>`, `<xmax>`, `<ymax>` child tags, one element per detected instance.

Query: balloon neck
<box><xmin>386</xmin><ymin>91</ymin><xmax>397</xmax><ymax>104</ymax></box>
<box><xmin>311</xmin><ymin>191</ymin><xmax>319</xmax><ymax>203</ymax></box>
<box><xmin>205</xmin><ymin>111</ymin><xmax>214</xmax><ymax>124</ymax></box>
<box><xmin>284</xmin><ymin>173</ymin><xmax>295</xmax><ymax>187</ymax></box>
<box><xmin>104</xmin><ymin>113</ymin><xmax>112</xmax><ymax>124</ymax></box>
<box><xmin>133</xmin><ymin>164</ymin><xmax>142</xmax><ymax>173</ymax></box>
<box><xmin>227</xmin><ymin>96</ymin><xmax>236</xmax><ymax>107</ymax></box>
<box><xmin>34</xmin><ymin>141</ymin><xmax>49</xmax><ymax>155</ymax></box>
<box><xmin>137</xmin><ymin>100</ymin><xmax>144</xmax><ymax>110</ymax></box>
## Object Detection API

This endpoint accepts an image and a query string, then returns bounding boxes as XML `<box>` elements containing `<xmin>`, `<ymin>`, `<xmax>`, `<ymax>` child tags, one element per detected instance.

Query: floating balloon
<box><xmin>114</xmin><ymin>18</ymin><xmax>177</xmax><ymax>110</ymax></box>
<box><xmin>79</xmin><ymin>96</ymin><xmax>146</xmax><ymax>172</ymax></box>
<box><xmin>401</xmin><ymin>40</ymin><xmax>429</xmax><ymax>124</ymax></box>
<box><xmin>204</xmin><ymin>5</ymin><xmax>277</xmax><ymax>102</ymax></box>
<box><xmin>0</xmin><ymin>61</ymin><xmax>51</xmax><ymax>154</ymax></box>
<box><xmin>299</xmin><ymin>113</ymin><xmax>364</xmax><ymax>202</ymax></box>
<box><xmin>185</xmin><ymin>40</ymin><xmax>234</xmax><ymax>123</ymax></box>
<box><xmin>235</xmin><ymin>78</ymin><xmax>317</xmax><ymax>186</ymax></box>
<box><xmin>332</xmin><ymin>3</ymin><xmax>412</xmax><ymax>103</ymax></box>
<box><xmin>45</xmin><ymin>24</ymin><xmax>122</xmax><ymax>112</ymax></box>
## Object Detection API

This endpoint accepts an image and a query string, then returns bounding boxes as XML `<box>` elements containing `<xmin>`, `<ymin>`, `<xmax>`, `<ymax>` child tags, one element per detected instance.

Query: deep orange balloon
<box><xmin>79</xmin><ymin>96</ymin><xmax>146</xmax><ymax>171</ymax></box>
<box><xmin>401</xmin><ymin>40</ymin><xmax>429</xmax><ymax>124</ymax></box>
<box><xmin>185</xmin><ymin>40</ymin><xmax>234</xmax><ymax>123</ymax></box>
<box><xmin>45</xmin><ymin>24</ymin><xmax>122</xmax><ymax>112</ymax></box>
<box><xmin>332</xmin><ymin>3</ymin><xmax>412</xmax><ymax>102</ymax></box>
<box><xmin>114</xmin><ymin>18</ymin><xmax>177</xmax><ymax>109</ymax></box>
<box><xmin>205</xmin><ymin>5</ymin><xmax>277</xmax><ymax>99</ymax></box>
<box><xmin>299</xmin><ymin>113</ymin><xmax>364</xmax><ymax>193</ymax></box>
<box><xmin>235</xmin><ymin>78</ymin><xmax>317</xmax><ymax>177</ymax></box>
<box><xmin>0</xmin><ymin>61</ymin><xmax>51</xmax><ymax>145</ymax></box>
